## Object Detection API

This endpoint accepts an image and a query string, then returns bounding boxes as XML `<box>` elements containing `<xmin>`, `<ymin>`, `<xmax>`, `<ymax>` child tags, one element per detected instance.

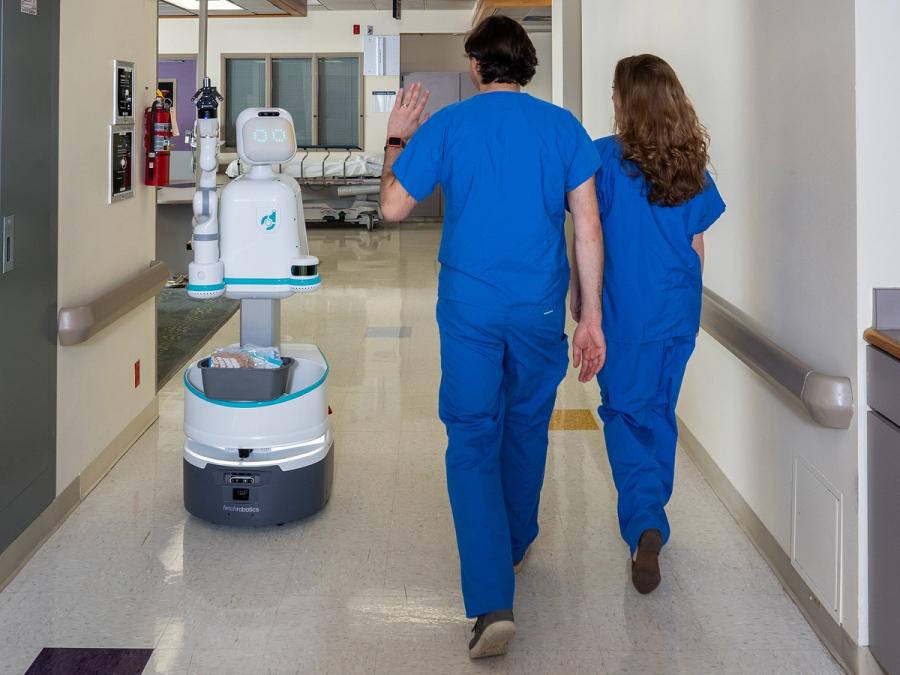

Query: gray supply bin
<box><xmin>199</xmin><ymin>356</ymin><xmax>295</xmax><ymax>402</ymax></box>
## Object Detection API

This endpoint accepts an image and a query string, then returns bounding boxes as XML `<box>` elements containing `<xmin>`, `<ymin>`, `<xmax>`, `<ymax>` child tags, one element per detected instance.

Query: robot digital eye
<box><xmin>258</xmin><ymin>111</ymin><xmax>280</xmax><ymax>117</ymax></box>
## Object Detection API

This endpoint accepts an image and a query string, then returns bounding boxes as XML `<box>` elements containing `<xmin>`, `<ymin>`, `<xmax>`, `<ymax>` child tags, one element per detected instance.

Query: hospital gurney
<box><xmin>225</xmin><ymin>146</ymin><xmax>383</xmax><ymax>231</ymax></box>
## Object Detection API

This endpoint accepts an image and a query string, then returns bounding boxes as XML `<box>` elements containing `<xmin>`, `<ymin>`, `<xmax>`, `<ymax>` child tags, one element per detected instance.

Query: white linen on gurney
<box><xmin>225</xmin><ymin>153</ymin><xmax>384</xmax><ymax>179</ymax></box>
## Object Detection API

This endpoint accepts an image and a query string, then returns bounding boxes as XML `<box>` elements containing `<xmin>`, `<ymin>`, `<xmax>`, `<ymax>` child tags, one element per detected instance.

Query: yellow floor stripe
<box><xmin>549</xmin><ymin>409</ymin><xmax>599</xmax><ymax>431</ymax></box>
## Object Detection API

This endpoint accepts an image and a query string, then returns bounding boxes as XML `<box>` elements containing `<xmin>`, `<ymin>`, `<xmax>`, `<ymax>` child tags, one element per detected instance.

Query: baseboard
<box><xmin>0</xmin><ymin>477</ymin><xmax>79</xmax><ymax>594</ymax></box>
<box><xmin>80</xmin><ymin>398</ymin><xmax>159</xmax><ymax>498</ymax></box>
<box><xmin>677</xmin><ymin>416</ymin><xmax>886</xmax><ymax>675</ymax></box>
<box><xmin>0</xmin><ymin>398</ymin><xmax>159</xmax><ymax>593</ymax></box>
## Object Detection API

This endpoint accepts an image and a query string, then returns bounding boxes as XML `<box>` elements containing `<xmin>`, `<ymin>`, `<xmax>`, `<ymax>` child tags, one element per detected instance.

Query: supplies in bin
<box><xmin>209</xmin><ymin>345</ymin><xmax>283</xmax><ymax>369</ymax></box>
<box><xmin>200</xmin><ymin>345</ymin><xmax>295</xmax><ymax>402</ymax></box>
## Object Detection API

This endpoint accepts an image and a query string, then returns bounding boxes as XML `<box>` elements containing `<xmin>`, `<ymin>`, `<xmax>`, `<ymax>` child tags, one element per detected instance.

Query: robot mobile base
<box><xmin>183</xmin><ymin>343</ymin><xmax>334</xmax><ymax>526</ymax></box>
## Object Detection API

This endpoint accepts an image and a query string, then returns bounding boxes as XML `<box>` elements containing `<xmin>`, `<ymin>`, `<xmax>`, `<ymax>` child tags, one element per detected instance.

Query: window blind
<box><xmin>224</xmin><ymin>58</ymin><xmax>266</xmax><ymax>146</ymax></box>
<box><xmin>317</xmin><ymin>57</ymin><xmax>360</xmax><ymax>147</ymax></box>
<box><xmin>272</xmin><ymin>58</ymin><xmax>313</xmax><ymax>147</ymax></box>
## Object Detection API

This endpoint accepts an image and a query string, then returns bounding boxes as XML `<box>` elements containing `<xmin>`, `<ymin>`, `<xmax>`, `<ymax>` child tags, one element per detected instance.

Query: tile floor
<box><xmin>0</xmin><ymin>223</ymin><xmax>844</xmax><ymax>674</ymax></box>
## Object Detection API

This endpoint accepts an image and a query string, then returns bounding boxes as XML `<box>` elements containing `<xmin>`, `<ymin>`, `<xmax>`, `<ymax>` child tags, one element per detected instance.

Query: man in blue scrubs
<box><xmin>380</xmin><ymin>16</ymin><xmax>606</xmax><ymax>659</ymax></box>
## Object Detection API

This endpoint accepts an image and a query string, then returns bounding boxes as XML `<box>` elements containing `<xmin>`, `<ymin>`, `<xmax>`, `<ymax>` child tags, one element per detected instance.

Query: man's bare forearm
<box><xmin>567</xmin><ymin>179</ymin><xmax>604</xmax><ymax>320</ymax></box>
<box><xmin>574</xmin><ymin>225</ymin><xmax>603</xmax><ymax>319</ymax></box>
<box><xmin>380</xmin><ymin>145</ymin><xmax>403</xmax><ymax>195</ymax></box>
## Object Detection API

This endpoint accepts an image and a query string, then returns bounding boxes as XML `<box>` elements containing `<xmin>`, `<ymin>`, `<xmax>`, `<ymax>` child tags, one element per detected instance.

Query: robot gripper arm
<box><xmin>187</xmin><ymin>79</ymin><xmax>225</xmax><ymax>299</ymax></box>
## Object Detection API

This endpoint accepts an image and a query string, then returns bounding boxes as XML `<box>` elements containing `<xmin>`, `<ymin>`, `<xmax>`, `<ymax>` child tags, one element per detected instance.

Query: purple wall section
<box><xmin>159</xmin><ymin>59</ymin><xmax>197</xmax><ymax>151</ymax></box>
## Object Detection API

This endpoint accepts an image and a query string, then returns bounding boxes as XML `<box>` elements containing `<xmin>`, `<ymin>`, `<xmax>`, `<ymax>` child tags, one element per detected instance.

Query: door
<box><xmin>0</xmin><ymin>0</ymin><xmax>59</xmax><ymax>552</ymax></box>
<box><xmin>400</xmin><ymin>72</ymin><xmax>463</xmax><ymax>220</ymax></box>
<box><xmin>158</xmin><ymin>56</ymin><xmax>197</xmax><ymax>182</ymax></box>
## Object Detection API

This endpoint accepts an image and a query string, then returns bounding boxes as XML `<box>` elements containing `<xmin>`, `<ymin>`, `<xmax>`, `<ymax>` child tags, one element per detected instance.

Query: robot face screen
<box><xmin>239</xmin><ymin>115</ymin><xmax>296</xmax><ymax>164</ymax></box>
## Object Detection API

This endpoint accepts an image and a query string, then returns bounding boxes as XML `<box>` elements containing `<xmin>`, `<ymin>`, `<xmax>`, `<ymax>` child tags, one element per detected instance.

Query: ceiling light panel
<box><xmin>164</xmin><ymin>0</ymin><xmax>242</xmax><ymax>11</ymax></box>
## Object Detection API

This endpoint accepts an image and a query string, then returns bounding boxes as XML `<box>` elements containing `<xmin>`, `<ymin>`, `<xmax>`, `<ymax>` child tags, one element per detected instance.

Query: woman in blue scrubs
<box><xmin>571</xmin><ymin>54</ymin><xmax>726</xmax><ymax>594</ymax></box>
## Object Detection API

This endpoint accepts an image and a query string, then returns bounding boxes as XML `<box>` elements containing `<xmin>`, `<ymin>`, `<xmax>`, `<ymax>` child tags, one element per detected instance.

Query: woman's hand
<box><xmin>387</xmin><ymin>82</ymin><xmax>430</xmax><ymax>142</ymax></box>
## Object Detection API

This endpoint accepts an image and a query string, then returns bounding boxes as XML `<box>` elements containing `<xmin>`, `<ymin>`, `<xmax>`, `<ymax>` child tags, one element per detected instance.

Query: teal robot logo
<box><xmin>260</xmin><ymin>210</ymin><xmax>277</xmax><ymax>231</ymax></box>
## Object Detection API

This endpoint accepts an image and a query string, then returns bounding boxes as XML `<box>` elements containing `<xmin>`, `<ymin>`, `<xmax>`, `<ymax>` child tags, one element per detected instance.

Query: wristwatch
<box><xmin>385</xmin><ymin>136</ymin><xmax>405</xmax><ymax>150</ymax></box>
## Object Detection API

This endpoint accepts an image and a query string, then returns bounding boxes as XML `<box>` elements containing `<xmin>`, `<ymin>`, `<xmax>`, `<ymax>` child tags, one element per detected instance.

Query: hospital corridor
<box><xmin>0</xmin><ymin>1</ymin><xmax>898</xmax><ymax>674</ymax></box>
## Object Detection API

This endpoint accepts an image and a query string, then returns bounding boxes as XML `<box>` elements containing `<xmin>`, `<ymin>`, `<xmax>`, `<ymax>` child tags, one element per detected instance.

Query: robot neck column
<box><xmin>248</xmin><ymin>164</ymin><xmax>278</xmax><ymax>179</ymax></box>
<box><xmin>241</xmin><ymin>298</ymin><xmax>281</xmax><ymax>348</ymax></box>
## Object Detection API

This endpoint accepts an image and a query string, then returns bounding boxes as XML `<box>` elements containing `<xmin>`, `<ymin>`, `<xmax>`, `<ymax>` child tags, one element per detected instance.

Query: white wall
<box><xmin>57</xmin><ymin>0</ymin><xmax>159</xmax><ymax>493</ymax></box>
<box><xmin>552</xmin><ymin>0</ymin><xmax>581</xmax><ymax>117</ymax></box>
<box><xmin>159</xmin><ymin>11</ymin><xmax>474</xmax><ymax>153</ymax></box>
<box><xmin>581</xmin><ymin>0</ymin><xmax>864</xmax><ymax>641</ymax></box>
<box><xmin>854</xmin><ymin>0</ymin><xmax>900</xmax><ymax>644</ymax></box>
<box><xmin>523</xmin><ymin>32</ymin><xmax>552</xmax><ymax>103</ymax></box>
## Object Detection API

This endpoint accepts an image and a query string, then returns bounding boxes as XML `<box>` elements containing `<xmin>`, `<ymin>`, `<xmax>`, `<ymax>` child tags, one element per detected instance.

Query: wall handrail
<box><xmin>701</xmin><ymin>287</ymin><xmax>854</xmax><ymax>429</ymax></box>
<box><xmin>58</xmin><ymin>260</ymin><xmax>169</xmax><ymax>346</ymax></box>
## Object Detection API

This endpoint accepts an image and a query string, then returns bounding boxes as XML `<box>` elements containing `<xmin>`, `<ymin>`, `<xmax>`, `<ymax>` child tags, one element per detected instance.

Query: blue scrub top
<box><xmin>393</xmin><ymin>91</ymin><xmax>600</xmax><ymax>310</ymax></box>
<box><xmin>594</xmin><ymin>135</ymin><xmax>726</xmax><ymax>343</ymax></box>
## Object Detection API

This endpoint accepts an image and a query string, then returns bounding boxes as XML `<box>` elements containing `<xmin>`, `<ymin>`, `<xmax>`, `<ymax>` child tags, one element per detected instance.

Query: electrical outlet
<box><xmin>134</xmin><ymin>360</ymin><xmax>141</xmax><ymax>388</ymax></box>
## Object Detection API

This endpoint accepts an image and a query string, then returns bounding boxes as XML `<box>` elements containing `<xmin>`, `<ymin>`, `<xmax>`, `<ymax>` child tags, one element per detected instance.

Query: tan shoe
<box><xmin>513</xmin><ymin>546</ymin><xmax>530</xmax><ymax>574</ymax></box>
<box><xmin>468</xmin><ymin>610</ymin><xmax>516</xmax><ymax>659</ymax></box>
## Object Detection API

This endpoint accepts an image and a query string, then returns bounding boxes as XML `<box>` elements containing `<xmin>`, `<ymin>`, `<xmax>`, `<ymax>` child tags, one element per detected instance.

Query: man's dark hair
<box><xmin>464</xmin><ymin>16</ymin><xmax>537</xmax><ymax>87</ymax></box>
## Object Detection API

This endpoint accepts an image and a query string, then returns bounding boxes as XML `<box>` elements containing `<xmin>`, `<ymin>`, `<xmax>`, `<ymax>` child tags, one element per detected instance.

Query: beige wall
<box><xmin>523</xmin><ymin>32</ymin><xmax>552</xmax><ymax>103</ymax></box>
<box><xmin>159</xmin><ymin>11</ymin><xmax>474</xmax><ymax>154</ymax></box>
<box><xmin>57</xmin><ymin>0</ymin><xmax>159</xmax><ymax>494</ymax></box>
<box><xmin>400</xmin><ymin>30</ymin><xmax>552</xmax><ymax>104</ymax></box>
<box><xmin>400</xmin><ymin>33</ymin><xmax>470</xmax><ymax>73</ymax></box>
<box><xmin>581</xmin><ymin>0</ymin><xmax>863</xmax><ymax>642</ymax></box>
<box><xmin>552</xmin><ymin>0</ymin><xmax>581</xmax><ymax>118</ymax></box>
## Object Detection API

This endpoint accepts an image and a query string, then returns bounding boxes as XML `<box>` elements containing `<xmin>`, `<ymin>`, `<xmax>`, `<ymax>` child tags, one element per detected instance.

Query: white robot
<box><xmin>182</xmin><ymin>83</ymin><xmax>333</xmax><ymax>526</ymax></box>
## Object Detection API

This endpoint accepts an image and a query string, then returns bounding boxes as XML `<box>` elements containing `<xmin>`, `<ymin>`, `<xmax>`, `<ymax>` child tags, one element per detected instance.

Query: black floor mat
<box><xmin>157</xmin><ymin>288</ymin><xmax>239</xmax><ymax>389</ymax></box>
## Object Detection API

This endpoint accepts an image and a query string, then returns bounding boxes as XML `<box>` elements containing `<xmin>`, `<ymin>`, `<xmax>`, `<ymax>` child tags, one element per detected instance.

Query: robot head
<box><xmin>235</xmin><ymin>108</ymin><xmax>297</xmax><ymax>165</ymax></box>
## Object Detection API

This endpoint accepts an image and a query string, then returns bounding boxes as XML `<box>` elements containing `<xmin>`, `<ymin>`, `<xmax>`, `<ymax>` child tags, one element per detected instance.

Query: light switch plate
<box><xmin>2</xmin><ymin>215</ymin><xmax>14</xmax><ymax>274</ymax></box>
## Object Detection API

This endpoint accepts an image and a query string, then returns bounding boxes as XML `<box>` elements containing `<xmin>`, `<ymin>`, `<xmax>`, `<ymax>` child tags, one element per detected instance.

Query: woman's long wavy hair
<box><xmin>613</xmin><ymin>54</ymin><xmax>710</xmax><ymax>206</ymax></box>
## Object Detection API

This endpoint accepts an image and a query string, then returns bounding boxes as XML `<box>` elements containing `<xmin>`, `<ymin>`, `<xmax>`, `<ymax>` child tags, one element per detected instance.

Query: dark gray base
<box><xmin>183</xmin><ymin>443</ymin><xmax>333</xmax><ymax>526</ymax></box>
<box><xmin>868</xmin><ymin>411</ymin><xmax>900</xmax><ymax>675</ymax></box>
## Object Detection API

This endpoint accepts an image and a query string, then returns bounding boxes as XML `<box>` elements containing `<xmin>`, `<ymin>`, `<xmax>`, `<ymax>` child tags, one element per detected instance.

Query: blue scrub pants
<box><xmin>436</xmin><ymin>297</ymin><xmax>568</xmax><ymax>618</ymax></box>
<box><xmin>597</xmin><ymin>336</ymin><xmax>696</xmax><ymax>553</ymax></box>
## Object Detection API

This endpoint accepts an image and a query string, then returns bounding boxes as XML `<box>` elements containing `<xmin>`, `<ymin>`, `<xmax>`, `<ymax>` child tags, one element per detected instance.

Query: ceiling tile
<box><xmin>235</xmin><ymin>0</ymin><xmax>289</xmax><ymax>11</ymax></box>
<box><xmin>318</xmin><ymin>0</ymin><xmax>377</xmax><ymax>9</ymax></box>
<box><xmin>158</xmin><ymin>3</ymin><xmax>193</xmax><ymax>15</ymax></box>
<box><xmin>424</xmin><ymin>0</ymin><xmax>474</xmax><ymax>7</ymax></box>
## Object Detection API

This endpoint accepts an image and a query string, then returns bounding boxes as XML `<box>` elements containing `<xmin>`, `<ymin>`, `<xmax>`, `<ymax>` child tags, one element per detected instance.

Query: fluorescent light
<box><xmin>164</xmin><ymin>0</ymin><xmax>242</xmax><ymax>11</ymax></box>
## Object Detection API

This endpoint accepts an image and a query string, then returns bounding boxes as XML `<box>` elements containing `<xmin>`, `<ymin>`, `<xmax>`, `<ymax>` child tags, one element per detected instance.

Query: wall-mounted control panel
<box><xmin>2</xmin><ymin>215</ymin><xmax>14</xmax><ymax>274</ymax></box>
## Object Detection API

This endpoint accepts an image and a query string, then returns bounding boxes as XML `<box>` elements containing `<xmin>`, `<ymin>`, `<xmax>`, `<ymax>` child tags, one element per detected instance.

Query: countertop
<box><xmin>864</xmin><ymin>327</ymin><xmax>900</xmax><ymax>361</ymax></box>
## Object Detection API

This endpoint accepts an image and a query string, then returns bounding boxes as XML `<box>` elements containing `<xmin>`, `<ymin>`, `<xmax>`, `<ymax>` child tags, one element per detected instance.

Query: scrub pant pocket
<box><xmin>597</xmin><ymin>336</ymin><xmax>696</xmax><ymax>553</ymax></box>
<box><xmin>436</xmin><ymin>298</ymin><xmax>568</xmax><ymax>618</ymax></box>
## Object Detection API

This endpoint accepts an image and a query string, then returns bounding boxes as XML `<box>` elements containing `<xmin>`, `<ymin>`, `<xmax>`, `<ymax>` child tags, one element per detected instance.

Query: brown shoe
<box><xmin>631</xmin><ymin>529</ymin><xmax>663</xmax><ymax>594</ymax></box>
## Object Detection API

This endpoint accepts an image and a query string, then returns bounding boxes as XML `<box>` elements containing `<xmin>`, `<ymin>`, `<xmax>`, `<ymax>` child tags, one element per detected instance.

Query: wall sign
<box><xmin>113</xmin><ymin>60</ymin><xmax>135</xmax><ymax>125</ymax></box>
<box><xmin>372</xmin><ymin>90</ymin><xmax>397</xmax><ymax>113</ymax></box>
<box><xmin>20</xmin><ymin>0</ymin><xmax>37</xmax><ymax>15</ymax></box>
<box><xmin>109</xmin><ymin>125</ymin><xmax>134</xmax><ymax>203</ymax></box>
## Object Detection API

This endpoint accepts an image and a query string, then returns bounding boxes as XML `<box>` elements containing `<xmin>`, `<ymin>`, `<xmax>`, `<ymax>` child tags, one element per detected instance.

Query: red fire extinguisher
<box><xmin>144</xmin><ymin>96</ymin><xmax>172</xmax><ymax>186</ymax></box>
